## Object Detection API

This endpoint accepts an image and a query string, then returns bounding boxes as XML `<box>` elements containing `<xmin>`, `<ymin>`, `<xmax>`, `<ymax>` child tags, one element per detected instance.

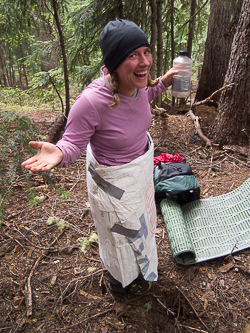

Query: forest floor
<box><xmin>0</xmin><ymin>94</ymin><xmax>250</xmax><ymax>333</ymax></box>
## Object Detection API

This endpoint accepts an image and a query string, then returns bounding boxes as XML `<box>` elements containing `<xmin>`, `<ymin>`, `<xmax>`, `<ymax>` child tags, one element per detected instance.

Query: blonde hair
<box><xmin>108</xmin><ymin>73</ymin><xmax>159</xmax><ymax>109</ymax></box>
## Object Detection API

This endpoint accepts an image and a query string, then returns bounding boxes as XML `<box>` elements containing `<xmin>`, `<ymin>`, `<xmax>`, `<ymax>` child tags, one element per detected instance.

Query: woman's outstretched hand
<box><xmin>21</xmin><ymin>141</ymin><xmax>63</xmax><ymax>172</ymax></box>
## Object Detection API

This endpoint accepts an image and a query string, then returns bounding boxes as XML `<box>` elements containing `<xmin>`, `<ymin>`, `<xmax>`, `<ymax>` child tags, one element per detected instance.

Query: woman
<box><xmin>22</xmin><ymin>19</ymin><xmax>178</xmax><ymax>295</ymax></box>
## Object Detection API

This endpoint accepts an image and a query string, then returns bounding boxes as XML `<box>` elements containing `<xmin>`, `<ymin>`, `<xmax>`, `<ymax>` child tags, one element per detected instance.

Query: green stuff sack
<box><xmin>154</xmin><ymin>161</ymin><xmax>200</xmax><ymax>205</ymax></box>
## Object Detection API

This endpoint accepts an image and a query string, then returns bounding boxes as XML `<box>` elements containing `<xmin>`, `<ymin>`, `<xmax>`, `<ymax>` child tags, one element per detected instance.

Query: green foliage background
<box><xmin>0</xmin><ymin>0</ymin><xmax>210</xmax><ymax>92</ymax></box>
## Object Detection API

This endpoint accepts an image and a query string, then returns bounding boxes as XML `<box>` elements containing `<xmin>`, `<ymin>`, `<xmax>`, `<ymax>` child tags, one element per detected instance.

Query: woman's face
<box><xmin>115</xmin><ymin>46</ymin><xmax>153</xmax><ymax>97</ymax></box>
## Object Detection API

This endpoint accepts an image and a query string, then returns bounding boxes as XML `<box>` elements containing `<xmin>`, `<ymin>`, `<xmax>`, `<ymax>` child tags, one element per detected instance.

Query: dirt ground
<box><xmin>0</xmin><ymin>99</ymin><xmax>250</xmax><ymax>333</ymax></box>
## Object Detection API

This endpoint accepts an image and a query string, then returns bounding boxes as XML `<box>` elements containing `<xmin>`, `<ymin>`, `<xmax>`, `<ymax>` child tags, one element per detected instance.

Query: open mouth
<box><xmin>134</xmin><ymin>71</ymin><xmax>147</xmax><ymax>78</ymax></box>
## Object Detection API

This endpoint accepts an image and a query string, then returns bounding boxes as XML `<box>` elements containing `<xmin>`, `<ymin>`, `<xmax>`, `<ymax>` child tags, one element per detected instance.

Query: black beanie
<box><xmin>99</xmin><ymin>19</ymin><xmax>150</xmax><ymax>74</ymax></box>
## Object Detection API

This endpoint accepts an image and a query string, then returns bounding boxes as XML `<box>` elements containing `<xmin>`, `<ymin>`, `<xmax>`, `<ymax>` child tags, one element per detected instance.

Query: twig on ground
<box><xmin>99</xmin><ymin>269</ymin><xmax>104</xmax><ymax>287</ymax></box>
<box><xmin>178</xmin><ymin>324</ymin><xmax>210</xmax><ymax>333</ymax></box>
<box><xmin>53</xmin><ymin>307</ymin><xmax>114</xmax><ymax>330</ymax></box>
<box><xmin>224</xmin><ymin>152</ymin><xmax>249</xmax><ymax>167</ymax></box>
<box><xmin>25</xmin><ymin>255</ymin><xmax>42</xmax><ymax>317</ymax></box>
<box><xmin>151</xmin><ymin>294</ymin><xmax>175</xmax><ymax>316</ymax></box>
<box><xmin>59</xmin><ymin>269</ymin><xmax>105</xmax><ymax>303</ymax></box>
<box><xmin>230</xmin><ymin>241</ymin><xmax>239</xmax><ymax>255</ymax></box>
<box><xmin>24</xmin><ymin>231</ymin><xmax>65</xmax><ymax>317</ymax></box>
<box><xmin>176</xmin><ymin>286</ymin><xmax>211</xmax><ymax>333</ymax></box>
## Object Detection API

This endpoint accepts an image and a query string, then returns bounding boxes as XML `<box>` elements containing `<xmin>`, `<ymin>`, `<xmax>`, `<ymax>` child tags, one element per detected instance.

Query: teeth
<box><xmin>135</xmin><ymin>71</ymin><xmax>147</xmax><ymax>76</ymax></box>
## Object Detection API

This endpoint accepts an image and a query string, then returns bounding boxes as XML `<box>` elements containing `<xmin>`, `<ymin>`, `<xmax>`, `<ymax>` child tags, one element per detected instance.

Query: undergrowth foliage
<box><xmin>0</xmin><ymin>111</ymin><xmax>54</xmax><ymax>223</ymax></box>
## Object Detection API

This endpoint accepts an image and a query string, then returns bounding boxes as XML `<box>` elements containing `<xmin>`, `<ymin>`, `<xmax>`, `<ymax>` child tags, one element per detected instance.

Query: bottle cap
<box><xmin>179</xmin><ymin>50</ymin><xmax>189</xmax><ymax>56</ymax></box>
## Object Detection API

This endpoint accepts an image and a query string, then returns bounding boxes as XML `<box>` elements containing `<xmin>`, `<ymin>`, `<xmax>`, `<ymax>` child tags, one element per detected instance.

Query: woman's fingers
<box><xmin>21</xmin><ymin>154</ymin><xmax>40</xmax><ymax>166</ymax></box>
<box><xmin>21</xmin><ymin>141</ymin><xmax>63</xmax><ymax>171</ymax></box>
<box><xmin>29</xmin><ymin>141</ymin><xmax>43</xmax><ymax>147</ymax></box>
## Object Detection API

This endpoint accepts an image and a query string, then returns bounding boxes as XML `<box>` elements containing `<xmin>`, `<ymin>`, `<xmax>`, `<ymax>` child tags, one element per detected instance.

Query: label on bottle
<box><xmin>172</xmin><ymin>76</ymin><xmax>190</xmax><ymax>92</ymax></box>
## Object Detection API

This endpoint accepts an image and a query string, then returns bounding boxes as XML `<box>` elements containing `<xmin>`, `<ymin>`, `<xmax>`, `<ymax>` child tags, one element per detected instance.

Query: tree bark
<box><xmin>171</xmin><ymin>0</ymin><xmax>175</xmax><ymax>107</ymax></box>
<box><xmin>149</xmin><ymin>0</ymin><xmax>157</xmax><ymax>79</ymax></box>
<box><xmin>141</xmin><ymin>0</ymin><xmax>147</xmax><ymax>31</ymax></box>
<box><xmin>208</xmin><ymin>0</ymin><xmax>250</xmax><ymax>146</ymax></box>
<box><xmin>51</xmin><ymin>0</ymin><xmax>70</xmax><ymax>118</ymax></box>
<box><xmin>0</xmin><ymin>50</ymin><xmax>9</xmax><ymax>87</ymax></box>
<box><xmin>45</xmin><ymin>0</ymin><xmax>69</xmax><ymax>143</ymax></box>
<box><xmin>156</xmin><ymin>0</ymin><xmax>163</xmax><ymax>106</ymax></box>
<box><xmin>195</xmin><ymin>0</ymin><xmax>243</xmax><ymax>102</ymax></box>
<box><xmin>187</xmin><ymin>0</ymin><xmax>196</xmax><ymax>58</ymax></box>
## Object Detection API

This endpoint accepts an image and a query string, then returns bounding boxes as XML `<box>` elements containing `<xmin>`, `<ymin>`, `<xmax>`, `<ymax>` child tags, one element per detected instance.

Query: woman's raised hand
<box><xmin>161</xmin><ymin>68</ymin><xmax>179</xmax><ymax>87</ymax></box>
<box><xmin>21</xmin><ymin>141</ymin><xmax>64</xmax><ymax>172</ymax></box>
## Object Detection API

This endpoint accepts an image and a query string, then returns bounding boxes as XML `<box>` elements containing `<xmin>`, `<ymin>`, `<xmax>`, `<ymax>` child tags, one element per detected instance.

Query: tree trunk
<box><xmin>208</xmin><ymin>0</ymin><xmax>250</xmax><ymax>146</ymax></box>
<box><xmin>18</xmin><ymin>64</ymin><xmax>24</xmax><ymax>90</ymax></box>
<box><xmin>0</xmin><ymin>50</ymin><xmax>8</xmax><ymax>87</ymax></box>
<box><xmin>141</xmin><ymin>0</ymin><xmax>147</xmax><ymax>31</ymax></box>
<box><xmin>187</xmin><ymin>0</ymin><xmax>196</xmax><ymax>58</ymax></box>
<box><xmin>23</xmin><ymin>64</ymin><xmax>28</xmax><ymax>89</ymax></box>
<box><xmin>170</xmin><ymin>0</ymin><xmax>174</xmax><ymax>64</ymax></box>
<box><xmin>46</xmin><ymin>0</ymin><xmax>69</xmax><ymax>143</ymax></box>
<box><xmin>181</xmin><ymin>0</ymin><xmax>196</xmax><ymax>106</ymax></box>
<box><xmin>51</xmin><ymin>0</ymin><xmax>70</xmax><ymax>118</ymax></box>
<box><xmin>195</xmin><ymin>0</ymin><xmax>243</xmax><ymax>102</ymax></box>
<box><xmin>149</xmin><ymin>0</ymin><xmax>157</xmax><ymax>79</ymax></box>
<box><xmin>156</xmin><ymin>0</ymin><xmax>163</xmax><ymax>106</ymax></box>
<box><xmin>171</xmin><ymin>0</ymin><xmax>175</xmax><ymax>107</ymax></box>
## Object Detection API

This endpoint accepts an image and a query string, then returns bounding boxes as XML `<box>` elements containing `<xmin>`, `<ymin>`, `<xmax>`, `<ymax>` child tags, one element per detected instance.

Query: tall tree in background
<box><xmin>170</xmin><ymin>0</ymin><xmax>175</xmax><ymax>63</ymax></box>
<box><xmin>195</xmin><ymin>0</ymin><xmax>243</xmax><ymax>101</ymax></box>
<box><xmin>51</xmin><ymin>0</ymin><xmax>70</xmax><ymax>118</ymax></box>
<box><xmin>40</xmin><ymin>0</ymin><xmax>71</xmax><ymax>143</ymax></box>
<box><xmin>156</xmin><ymin>0</ymin><xmax>163</xmax><ymax>79</ymax></box>
<box><xmin>208</xmin><ymin>0</ymin><xmax>250</xmax><ymax>146</ymax></box>
<box><xmin>187</xmin><ymin>0</ymin><xmax>196</xmax><ymax>58</ymax></box>
<box><xmin>149</xmin><ymin>0</ymin><xmax>157</xmax><ymax>79</ymax></box>
<box><xmin>156</xmin><ymin>0</ymin><xmax>163</xmax><ymax>106</ymax></box>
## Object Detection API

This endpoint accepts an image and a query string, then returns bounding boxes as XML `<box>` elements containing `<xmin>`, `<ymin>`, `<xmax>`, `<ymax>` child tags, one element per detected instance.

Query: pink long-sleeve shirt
<box><xmin>56</xmin><ymin>75</ymin><xmax>167</xmax><ymax>166</ymax></box>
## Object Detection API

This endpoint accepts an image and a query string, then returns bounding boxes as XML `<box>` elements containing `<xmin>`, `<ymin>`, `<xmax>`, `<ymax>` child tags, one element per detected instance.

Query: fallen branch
<box><xmin>25</xmin><ymin>255</ymin><xmax>42</xmax><ymax>317</ymax></box>
<box><xmin>187</xmin><ymin>110</ymin><xmax>212</xmax><ymax>146</ymax></box>
<box><xmin>193</xmin><ymin>83</ymin><xmax>235</xmax><ymax>107</ymax></box>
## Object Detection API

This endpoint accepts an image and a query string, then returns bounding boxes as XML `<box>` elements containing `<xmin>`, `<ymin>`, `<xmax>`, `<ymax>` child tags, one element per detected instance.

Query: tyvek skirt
<box><xmin>86</xmin><ymin>134</ymin><xmax>158</xmax><ymax>287</ymax></box>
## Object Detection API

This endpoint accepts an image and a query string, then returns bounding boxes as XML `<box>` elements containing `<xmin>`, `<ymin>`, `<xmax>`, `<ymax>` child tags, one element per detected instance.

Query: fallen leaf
<box><xmin>219</xmin><ymin>262</ymin><xmax>234</xmax><ymax>273</ymax></box>
<box><xmin>74</xmin><ymin>267</ymin><xmax>81</xmax><ymax>275</ymax></box>
<box><xmin>50</xmin><ymin>275</ymin><xmax>57</xmax><ymax>286</ymax></box>
<box><xmin>201</xmin><ymin>291</ymin><xmax>214</xmax><ymax>302</ymax></box>
<box><xmin>208</xmin><ymin>272</ymin><xmax>217</xmax><ymax>281</ymax></box>
<box><xmin>79</xmin><ymin>290</ymin><xmax>102</xmax><ymax>300</ymax></box>
<box><xmin>87</xmin><ymin>266</ymin><xmax>96</xmax><ymax>273</ymax></box>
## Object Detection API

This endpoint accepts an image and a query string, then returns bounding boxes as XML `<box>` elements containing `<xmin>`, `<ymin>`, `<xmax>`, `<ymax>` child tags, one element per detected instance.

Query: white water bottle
<box><xmin>172</xmin><ymin>50</ymin><xmax>193</xmax><ymax>98</ymax></box>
